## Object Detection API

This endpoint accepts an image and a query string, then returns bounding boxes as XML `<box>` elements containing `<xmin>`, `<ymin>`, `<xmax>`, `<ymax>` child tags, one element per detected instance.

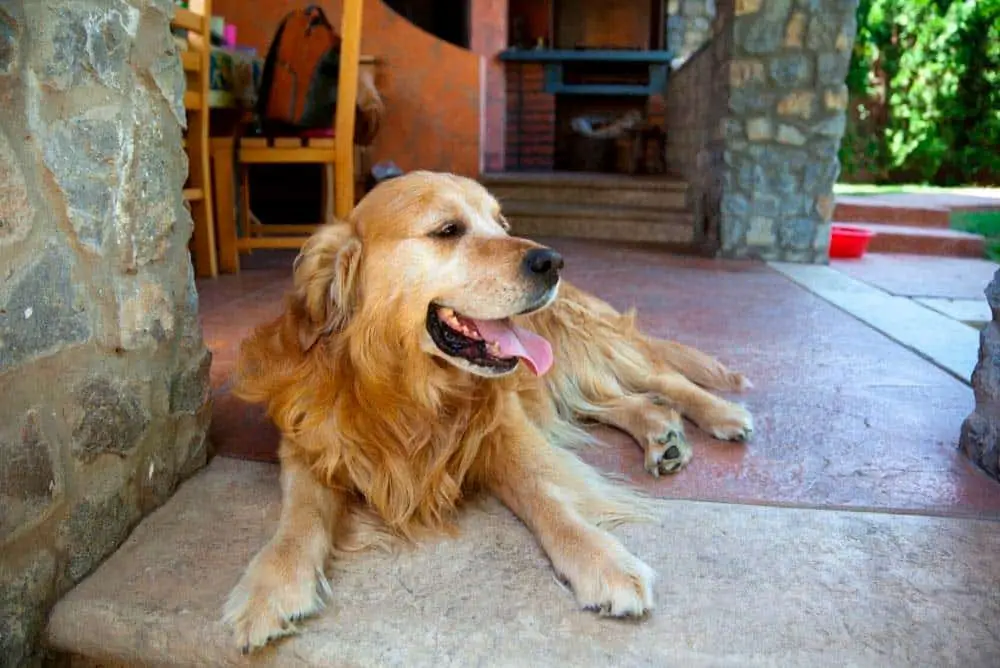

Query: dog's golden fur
<box><xmin>224</xmin><ymin>171</ymin><xmax>754</xmax><ymax>651</ymax></box>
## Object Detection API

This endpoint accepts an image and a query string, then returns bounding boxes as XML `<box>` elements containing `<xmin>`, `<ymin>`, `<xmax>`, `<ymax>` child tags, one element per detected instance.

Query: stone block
<box><xmin>818</xmin><ymin>52</ymin><xmax>850</xmax><ymax>86</ymax></box>
<box><xmin>116</xmin><ymin>278</ymin><xmax>176</xmax><ymax>351</ymax></box>
<box><xmin>751</xmin><ymin>193</ymin><xmax>781</xmax><ymax>219</ymax></box>
<box><xmin>776</xmin><ymin>124</ymin><xmax>807</xmax><ymax>145</ymax></box>
<box><xmin>71</xmin><ymin>377</ymin><xmax>150</xmax><ymax>462</ymax></box>
<box><xmin>738</xmin><ymin>160</ymin><xmax>767</xmax><ymax>190</ymax></box>
<box><xmin>747</xmin><ymin>217</ymin><xmax>776</xmax><ymax>246</ymax></box>
<box><xmin>785</xmin><ymin>11</ymin><xmax>806</xmax><ymax>47</ymax></box>
<box><xmin>738</xmin><ymin>18</ymin><xmax>784</xmax><ymax>55</ymax></box>
<box><xmin>769</xmin><ymin>54</ymin><xmax>812</xmax><ymax>87</ymax></box>
<box><xmin>722</xmin><ymin>192</ymin><xmax>750</xmax><ymax>219</ymax></box>
<box><xmin>0</xmin><ymin>412</ymin><xmax>61</xmax><ymax>544</ymax></box>
<box><xmin>815</xmin><ymin>194</ymin><xmax>835</xmax><ymax>221</ymax></box>
<box><xmin>0</xmin><ymin>6</ymin><xmax>18</xmax><ymax>76</ymax></box>
<box><xmin>779</xmin><ymin>217</ymin><xmax>817</xmax><ymax>250</ymax></box>
<box><xmin>736</xmin><ymin>0</ymin><xmax>763</xmax><ymax>14</ymax></box>
<box><xmin>0</xmin><ymin>248</ymin><xmax>90</xmax><ymax>372</ymax></box>
<box><xmin>169</xmin><ymin>349</ymin><xmax>212</xmax><ymax>415</ymax></box>
<box><xmin>777</xmin><ymin>92</ymin><xmax>814</xmax><ymax>119</ymax></box>
<box><xmin>813</xmin><ymin>113</ymin><xmax>847</xmax><ymax>137</ymax></box>
<box><xmin>58</xmin><ymin>490</ymin><xmax>139</xmax><ymax>584</ymax></box>
<box><xmin>40</xmin><ymin>0</ymin><xmax>139</xmax><ymax>92</ymax></box>
<box><xmin>729</xmin><ymin>58</ymin><xmax>765</xmax><ymax>87</ymax></box>
<box><xmin>0</xmin><ymin>550</ymin><xmax>56</xmax><ymax>666</ymax></box>
<box><xmin>824</xmin><ymin>84</ymin><xmax>849</xmax><ymax>110</ymax></box>
<box><xmin>0</xmin><ymin>130</ymin><xmax>32</xmax><ymax>247</ymax></box>
<box><xmin>40</xmin><ymin>111</ymin><xmax>125</xmax><ymax>252</ymax></box>
<box><xmin>960</xmin><ymin>411</ymin><xmax>999</xmax><ymax>480</ymax></box>
<box><xmin>729</xmin><ymin>88</ymin><xmax>776</xmax><ymax>115</ymax></box>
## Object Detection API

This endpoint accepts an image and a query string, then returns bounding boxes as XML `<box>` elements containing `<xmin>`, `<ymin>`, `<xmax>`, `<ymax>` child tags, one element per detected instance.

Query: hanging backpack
<box><xmin>254</xmin><ymin>4</ymin><xmax>381</xmax><ymax>144</ymax></box>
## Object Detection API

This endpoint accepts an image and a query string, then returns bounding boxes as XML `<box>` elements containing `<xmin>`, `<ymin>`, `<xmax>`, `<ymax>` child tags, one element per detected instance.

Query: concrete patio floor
<box><xmin>46</xmin><ymin>240</ymin><xmax>1000</xmax><ymax>666</ymax></box>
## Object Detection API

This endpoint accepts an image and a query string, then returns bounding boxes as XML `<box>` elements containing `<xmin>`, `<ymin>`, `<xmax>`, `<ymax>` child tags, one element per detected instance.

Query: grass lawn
<box><xmin>833</xmin><ymin>183</ymin><xmax>1000</xmax><ymax>197</ymax></box>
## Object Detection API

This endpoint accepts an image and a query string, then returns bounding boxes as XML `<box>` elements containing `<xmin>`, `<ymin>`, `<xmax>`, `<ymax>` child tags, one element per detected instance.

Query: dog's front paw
<box><xmin>644</xmin><ymin>427</ymin><xmax>692</xmax><ymax>477</ymax></box>
<box><xmin>223</xmin><ymin>545</ymin><xmax>332</xmax><ymax>653</ymax></box>
<box><xmin>566</xmin><ymin>547</ymin><xmax>656</xmax><ymax>618</ymax></box>
<box><xmin>705</xmin><ymin>403</ymin><xmax>754</xmax><ymax>442</ymax></box>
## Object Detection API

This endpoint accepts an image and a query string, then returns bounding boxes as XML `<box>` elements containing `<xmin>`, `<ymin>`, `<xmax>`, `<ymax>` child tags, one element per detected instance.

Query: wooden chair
<box><xmin>172</xmin><ymin>0</ymin><xmax>217</xmax><ymax>278</ymax></box>
<box><xmin>210</xmin><ymin>0</ymin><xmax>365</xmax><ymax>273</ymax></box>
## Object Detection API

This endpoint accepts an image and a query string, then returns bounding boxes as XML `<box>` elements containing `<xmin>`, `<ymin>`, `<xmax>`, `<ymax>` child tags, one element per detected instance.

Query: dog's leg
<box><xmin>590</xmin><ymin>394</ymin><xmax>692</xmax><ymax>476</ymax></box>
<box><xmin>223</xmin><ymin>451</ymin><xmax>344</xmax><ymax>653</ymax></box>
<box><xmin>645</xmin><ymin>373</ymin><xmax>754</xmax><ymax>442</ymax></box>
<box><xmin>488</xmin><ymin>422</ymin><xmax>656</xmax><ymax>617</ymax></box>
<box><xmin>641</xmin><ymin>337</ymin><xmax>752</xmax><ymax>394</ymax></box>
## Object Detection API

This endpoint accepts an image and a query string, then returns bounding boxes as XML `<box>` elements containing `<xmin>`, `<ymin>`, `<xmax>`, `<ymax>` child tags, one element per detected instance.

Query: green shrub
<box><xmin>841</xmin><ymin>0</ymin><xmax>1000</xmax><ymax>185</ymax></box>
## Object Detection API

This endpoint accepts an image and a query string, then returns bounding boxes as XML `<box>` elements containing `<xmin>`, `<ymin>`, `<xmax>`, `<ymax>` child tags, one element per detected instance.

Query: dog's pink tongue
<box><xmin>473</xmin><ymin>319</ymin><xmax>553</xmax><ymax>376</ymax></box>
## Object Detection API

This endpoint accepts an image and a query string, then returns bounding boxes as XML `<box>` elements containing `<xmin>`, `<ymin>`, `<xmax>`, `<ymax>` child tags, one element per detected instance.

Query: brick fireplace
<box><xmin>503</xmin><ymin>0</ymin><xmax>670</xmax><ymax>174</ymax></box>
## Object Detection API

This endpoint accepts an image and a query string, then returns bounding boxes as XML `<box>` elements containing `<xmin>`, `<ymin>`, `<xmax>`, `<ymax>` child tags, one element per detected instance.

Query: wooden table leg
<box><xmin>211</xmin><ymin>139</ymin><xmax>239</xmax><ymax>273</ymax></box>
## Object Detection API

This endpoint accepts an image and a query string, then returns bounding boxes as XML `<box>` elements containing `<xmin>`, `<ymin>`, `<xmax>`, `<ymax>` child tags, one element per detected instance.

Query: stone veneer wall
<box><xmin>666</xmin><ymin>0</ymin><xmax>718</xmax><ymax>65</ymax></box>
<box><xmin>721</xmin><ymin>0</ymin><xmax>857</xmax><ymax>261</ymax></box>
<box><xmin>960</xmin><ymin>270</ymin><xmax>1000</xmax><ymax>481</ymax></box>
<box><xmin>0</xmin><ymin>1</ymin><xmax>212</xmax><ymax>664</ymax></box>
<box><xmin>668</xmin><ymin>0</ymin><xmax>857</xmax><ymax>261</ymax></box>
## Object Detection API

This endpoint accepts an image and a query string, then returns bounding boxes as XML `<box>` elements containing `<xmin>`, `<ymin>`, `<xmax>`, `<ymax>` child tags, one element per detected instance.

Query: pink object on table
<box><xmin>224</xmin><ymin>24</ymin><xmax>237</xmax><ymax>47</ymax></box>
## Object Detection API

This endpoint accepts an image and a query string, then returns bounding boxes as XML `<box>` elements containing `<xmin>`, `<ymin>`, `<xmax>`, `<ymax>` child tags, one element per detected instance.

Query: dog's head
<box><xmin>292</xmin><ymin>171</ymin><xmax>562</xmax><ymax>378</ymax></box>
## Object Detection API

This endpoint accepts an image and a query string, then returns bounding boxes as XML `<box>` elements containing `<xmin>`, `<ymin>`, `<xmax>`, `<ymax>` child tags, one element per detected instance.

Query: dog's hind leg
<box><xmin>223</xmin><ymin>447</ymin><xmax>344</xmax><ymax>653</ymax></box>
<box><xmin>643</xmin><ymin>372</ymin><xmax>754</xmax><ymax>442</ymax></box>
<box><xmin>639</xmin><ymin>337</ymin><xmax>752</xmax><ymax>394</ymax></box>
<box><xmin>585</xmin><ymin>394</ymin><xmax>692</xmax><ymax>476</ymax></box>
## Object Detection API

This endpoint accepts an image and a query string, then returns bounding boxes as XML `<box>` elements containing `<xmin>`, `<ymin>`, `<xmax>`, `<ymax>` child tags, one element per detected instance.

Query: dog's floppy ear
<box><xmin>292</xmin><ymin>222</ymin><xmax>362</xmax><ymax>352</ymax></box>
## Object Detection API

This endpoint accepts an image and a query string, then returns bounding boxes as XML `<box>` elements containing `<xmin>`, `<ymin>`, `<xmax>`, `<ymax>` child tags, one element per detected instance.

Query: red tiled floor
<box><xmin>196</xmin><ymin>240</ymin><xmax>1000</xmax><ymax>519</ymax></box>
<box><xmin>832</xmin><ymin>253</ymin><xmax>997</xmax><ymax>300</ymax></box>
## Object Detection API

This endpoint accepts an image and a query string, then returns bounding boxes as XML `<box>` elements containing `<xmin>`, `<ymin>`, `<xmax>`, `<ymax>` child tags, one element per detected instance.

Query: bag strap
<box><xmin>253</xmin><ymin>10</ymin><xmax>296</xmax><ymax>123</ymax></box>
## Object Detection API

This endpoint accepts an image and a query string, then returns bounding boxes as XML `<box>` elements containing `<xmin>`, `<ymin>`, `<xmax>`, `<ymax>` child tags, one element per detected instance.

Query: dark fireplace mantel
<box><xmin>499</xmin><ymin>48</ymin><xmax>672</xmax><ymax>96</ymax></box>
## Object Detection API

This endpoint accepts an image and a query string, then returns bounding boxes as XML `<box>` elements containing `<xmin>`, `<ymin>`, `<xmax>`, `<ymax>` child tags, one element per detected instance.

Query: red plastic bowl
<box><xmin>829</xmin><ymin>224</ymin><xmax>876</xmax><ymax>259</ymax></box>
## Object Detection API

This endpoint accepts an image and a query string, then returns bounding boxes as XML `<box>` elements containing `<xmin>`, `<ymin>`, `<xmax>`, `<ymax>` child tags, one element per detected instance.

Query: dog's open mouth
<box><xmin>426</xmin><ymin>304</ymin><xmax>554</xmax><ymax>376</ymax></box>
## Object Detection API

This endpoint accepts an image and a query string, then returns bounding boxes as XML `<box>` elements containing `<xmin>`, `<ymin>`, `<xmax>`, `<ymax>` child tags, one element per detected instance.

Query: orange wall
<box><xmin>215</xmin><ymin>0</ymin><xmax>483</xmax><ymax>176</ymax></box>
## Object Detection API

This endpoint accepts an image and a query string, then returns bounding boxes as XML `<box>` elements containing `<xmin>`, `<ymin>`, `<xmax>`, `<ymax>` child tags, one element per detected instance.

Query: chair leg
<box><xmin>322</xmin><ymin>164</ymin><xmax>335</xmax><ymax>224</ymax></box>
<box><xmin>211</xmin><ymin>141</ymin><xmax>239</xmax><ymax>274</ymax></box>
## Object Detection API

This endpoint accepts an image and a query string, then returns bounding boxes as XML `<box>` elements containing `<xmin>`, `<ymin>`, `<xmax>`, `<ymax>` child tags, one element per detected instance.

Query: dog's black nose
<box><xmin>523</xmin><ymin>248</ymin><xmax>564</xmax><ymax>280</ymax></box>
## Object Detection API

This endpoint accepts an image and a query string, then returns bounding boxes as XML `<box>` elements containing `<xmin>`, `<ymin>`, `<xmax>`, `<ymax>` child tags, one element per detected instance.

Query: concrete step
<box><xmin>504</xmin><ymin>201</ymin><xmax>695</xmax><ymax>245</ymax></box>
<box><xmin>833</xmin><ymin>201</ymin><xmax>951</xmax><ymax>228</ymax></box>
<box><xmin>849</xmin><ymin>222</ymin><xmax>985</xmax><ymax>258</ymax></box>
<box><xmin>44</xmin><ymin>457</ymin><xmax>1000</xmax><ymax>666</ymax></box>
<box><xmin>482</xmin><ymin>172</ymin><xmax>689</xmax><ymax>211</ymax></box>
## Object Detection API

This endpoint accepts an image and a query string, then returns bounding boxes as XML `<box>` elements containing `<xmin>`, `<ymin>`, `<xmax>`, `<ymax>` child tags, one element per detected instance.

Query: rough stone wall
<box><xmin>0</xmin><ymin>1</ymin><xmax>212</xmax><ymax>664</ymax></box>
<box><xmin>960</xmin><ymin>269</ymin><xmax>1000</xmax><ymax>481</ymax></box>
<box><xmin>719</xmin><ymin>0</ymin><xmax>857</xmax><ymax>261</ymax></box>
<box><xmin>666</xmin><ymin>0</ymin><xmax>718</xmax><ymax>65</ymax></box>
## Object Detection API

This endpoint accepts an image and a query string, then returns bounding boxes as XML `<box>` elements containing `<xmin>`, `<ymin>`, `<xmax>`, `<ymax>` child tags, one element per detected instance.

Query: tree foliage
<box><xmin>841</xmin><ymin>0</ymin><xmax>1000</xmax><ymax>185</ymax></box>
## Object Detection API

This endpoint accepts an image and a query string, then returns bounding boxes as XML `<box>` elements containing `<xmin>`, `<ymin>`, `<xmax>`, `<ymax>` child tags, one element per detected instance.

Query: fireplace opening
<box><xmin>555</xmin><ymin>95</ymin><xmax>647</xmax><ymax>173</ymax></box>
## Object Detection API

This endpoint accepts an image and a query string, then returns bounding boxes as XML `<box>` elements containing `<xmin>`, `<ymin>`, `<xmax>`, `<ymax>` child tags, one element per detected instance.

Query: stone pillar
<box><xmin>960</xmin><ymin>270</ymin><xmax>1000</xmax><ymax>481</ymax></box>
<box><xmin>717</xmin><ymin>0</ymin><xmax>856</xmax><ymax>262</ymax></box>
<box><xmin>0</xmin><ymin>0</ymin><xmax>212</xmax><ymax>663</ymax></box>
<box><xmin>667</xmin><ymin>0</ymin><xmax>718</xmax><ymax>65</ymax></box>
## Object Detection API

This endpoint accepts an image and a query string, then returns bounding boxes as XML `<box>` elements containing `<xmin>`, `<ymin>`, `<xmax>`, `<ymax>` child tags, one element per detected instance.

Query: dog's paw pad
<box><xmin>645</xmin><ymin>429</ymin><xmax>691</xmax><ymax>476</ymax></box>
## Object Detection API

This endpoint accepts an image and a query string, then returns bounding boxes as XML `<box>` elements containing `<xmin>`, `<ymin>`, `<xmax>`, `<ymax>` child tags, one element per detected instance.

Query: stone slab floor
<box><xmin>46</xmin><ymin>240</ymin><xmax>1000</xmax><ymax>666</ymax></box>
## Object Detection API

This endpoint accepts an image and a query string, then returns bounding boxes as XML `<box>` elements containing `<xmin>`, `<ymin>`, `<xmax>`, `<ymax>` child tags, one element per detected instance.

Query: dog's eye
<box><xmin>430</xmin><ymin>221</ymin><xmax>465</xmax><ymax>239</ymax></box>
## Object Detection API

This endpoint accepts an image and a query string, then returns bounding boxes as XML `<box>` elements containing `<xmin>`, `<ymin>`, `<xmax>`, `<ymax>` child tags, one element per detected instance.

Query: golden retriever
<box><xmin>223</xmin><ymin>171</ymin><xmax>754</xmax><ymax>652</ymax></box>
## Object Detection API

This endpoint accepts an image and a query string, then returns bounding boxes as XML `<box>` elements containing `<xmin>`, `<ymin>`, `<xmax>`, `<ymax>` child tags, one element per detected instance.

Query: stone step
<box><xmin>44</xmin><ymin>457</ymin><xmax>1000</xmax><ymax>666</ymax></box>
<box><xmin>482</xmin><ymin>172</ymin><xmax>689</xmax><ymax>211</ymax></box>
<box><xmin>503</xmin><ymin>201</ymin><xmax>695</xmax><ymax>246</ymax></box>
<box><xmin>833</xmin><ymin>201</ymin><xmax>952</xmax><ymax>228</ymax></box>
<box><xmin>849</xmin><ymin>223</ymin><xmax>986</xmax><ymax>258</ymax></box>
